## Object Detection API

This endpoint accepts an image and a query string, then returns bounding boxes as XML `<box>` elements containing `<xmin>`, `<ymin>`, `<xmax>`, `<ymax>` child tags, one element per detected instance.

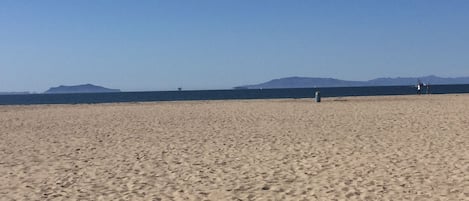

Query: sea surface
<box><xmin>1</xmin><ymin>84</ymin><xmax>469</xmax><ymax>105</ymax></box>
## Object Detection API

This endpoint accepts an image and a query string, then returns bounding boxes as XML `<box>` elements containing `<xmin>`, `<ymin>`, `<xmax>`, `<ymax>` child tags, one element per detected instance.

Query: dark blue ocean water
<box><xmin>1</xmin><ymin>84</ymin><xmax>469</xmax><ymax>105</ymax></box>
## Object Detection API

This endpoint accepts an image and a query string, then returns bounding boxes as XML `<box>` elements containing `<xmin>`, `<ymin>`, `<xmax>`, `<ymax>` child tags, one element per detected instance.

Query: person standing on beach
<box><xmin>417</xmin><ymin>82</ymin><xmax>422</xmax><ymax>95</ymax></box>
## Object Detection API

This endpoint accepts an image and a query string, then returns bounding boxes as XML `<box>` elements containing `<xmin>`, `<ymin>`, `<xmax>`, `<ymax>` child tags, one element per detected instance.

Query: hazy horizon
<box><xmin>3</xmin><ymin>74</ymin><xmax>469</xmax><ymax>93</ymax></box>
<box><xmin>2</xmin><ymin>1</ymin><xmax>469</xmax><ymax>92</ymax></box>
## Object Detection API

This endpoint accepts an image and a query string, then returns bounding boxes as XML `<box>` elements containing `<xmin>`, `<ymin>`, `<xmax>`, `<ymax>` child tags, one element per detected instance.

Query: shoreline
<box><xmin>2</xmin><ymin>84</ymin><xmax>469</xmax><ymax>105</ymax></box>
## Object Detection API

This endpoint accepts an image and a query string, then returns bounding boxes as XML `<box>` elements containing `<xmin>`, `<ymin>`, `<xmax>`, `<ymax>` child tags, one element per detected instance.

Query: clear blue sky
<box><xmin>1</xmin><ymin>0</ymin><xmax>469</xmax><ymax>92</ymax></box>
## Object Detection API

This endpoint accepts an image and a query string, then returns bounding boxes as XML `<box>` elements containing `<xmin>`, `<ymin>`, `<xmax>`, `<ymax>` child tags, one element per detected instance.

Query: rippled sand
<box><xmin>1</xmin><ymin>94</ymin><xmax>469</xmax><ymax>200</ymax></box>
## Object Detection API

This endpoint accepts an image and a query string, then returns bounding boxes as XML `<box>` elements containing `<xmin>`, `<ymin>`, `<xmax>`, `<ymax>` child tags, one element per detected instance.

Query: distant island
<box><xmin>235</xmin><ymin>75</ymin><xmax>469</xmax><ymax>89</ymax></box>
<box><xmin>44</xmin><ymin>84</ymin><xmax>121</xmax><ymax>94</ymax></box>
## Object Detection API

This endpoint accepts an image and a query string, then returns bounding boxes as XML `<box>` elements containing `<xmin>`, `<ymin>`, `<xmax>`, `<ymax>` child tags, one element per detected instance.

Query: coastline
<box><xmin>2</xmin><ymin>84</ymin><xmax>469</xmax><ymax>106</ymax></box>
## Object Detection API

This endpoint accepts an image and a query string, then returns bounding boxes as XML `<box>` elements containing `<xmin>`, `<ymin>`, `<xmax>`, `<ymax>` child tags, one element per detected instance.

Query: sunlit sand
<box><xmin>1</xmin><ymin>94</ymin><xmax>468</xmax><ymax>200</ymax></box>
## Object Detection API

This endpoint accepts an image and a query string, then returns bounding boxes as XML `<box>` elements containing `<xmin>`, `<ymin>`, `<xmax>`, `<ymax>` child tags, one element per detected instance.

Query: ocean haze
<box><xmin>2</xmin><ymin>75</ymin><xmax>469</xmax><ymax>94</ymax></box>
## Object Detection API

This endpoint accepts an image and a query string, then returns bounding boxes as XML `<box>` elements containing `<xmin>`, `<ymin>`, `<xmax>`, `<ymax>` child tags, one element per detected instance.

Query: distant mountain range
<box><xmin>44</xmin><ymin>84</ymin><xmax>120</xmax><ymax>94</ymax></box>
<box><xmin>235</xmin><ymin>75</ymin><xmax>469</xmax><ymax>89</ymax></box>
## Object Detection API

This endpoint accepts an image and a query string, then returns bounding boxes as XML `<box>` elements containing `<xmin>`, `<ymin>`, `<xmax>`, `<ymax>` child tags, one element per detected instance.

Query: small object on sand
<box><xmin>315</xmin><ymin>91</ymin><xmax>321</xmax><ymax>102</ymax></box>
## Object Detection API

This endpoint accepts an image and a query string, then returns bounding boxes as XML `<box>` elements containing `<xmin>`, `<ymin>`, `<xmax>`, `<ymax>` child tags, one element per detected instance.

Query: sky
<box><xmin>1</xmin><ymin>0</ymin><xmax>469</xmax><ymax>92</ymax></box>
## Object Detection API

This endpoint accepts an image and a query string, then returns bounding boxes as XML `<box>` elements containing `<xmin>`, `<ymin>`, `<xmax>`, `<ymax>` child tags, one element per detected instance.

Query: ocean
<box><xmin>1</xmin><ymin>84</ymin><xmax>469</xmax><ymax>105</ymax></box>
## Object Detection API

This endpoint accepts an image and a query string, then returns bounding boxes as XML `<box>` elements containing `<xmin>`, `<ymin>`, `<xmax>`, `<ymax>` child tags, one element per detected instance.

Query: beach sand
<box><xmin>1</xmin><ymin>94</ymin><xmax>468</xmax><ymax>200</ymax></box>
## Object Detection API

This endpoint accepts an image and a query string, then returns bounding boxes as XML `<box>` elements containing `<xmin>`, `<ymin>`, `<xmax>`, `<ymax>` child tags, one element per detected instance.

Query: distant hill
<box><xmin>236</xmin><ymin>75</ymin><xmax>469</xmax><ymax>89</ymax></box>
<box><xmin>44</xmin><ymin>84</ymin><xmax>120</xmax><ymax>94</ymax></box>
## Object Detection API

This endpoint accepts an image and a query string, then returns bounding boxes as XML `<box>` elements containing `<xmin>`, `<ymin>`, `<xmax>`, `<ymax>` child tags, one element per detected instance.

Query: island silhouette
<box><xmin>44</xmin><ymin>84</ymin><xmax>120</xmax><ymax>94</ymax></box>
<box><xmin>236</xmin><ymin>75</ymin><xmax>469</xmax><ymax>89</ymax></box>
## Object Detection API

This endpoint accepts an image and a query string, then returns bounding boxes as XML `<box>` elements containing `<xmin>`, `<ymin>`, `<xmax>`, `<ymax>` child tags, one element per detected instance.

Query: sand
<box><xmin>1</xmin><ymin>94</ymin><xmax>469</xmax><ymax>200</ymax></box>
